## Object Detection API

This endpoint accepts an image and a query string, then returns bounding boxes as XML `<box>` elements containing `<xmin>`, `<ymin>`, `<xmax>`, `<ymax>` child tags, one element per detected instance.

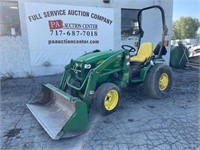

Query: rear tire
<box><xmin>94</xmin><ymin>83</ymin><xmax>121</xmax><ymax>115</ymax></box>
<box><xmin>144</xmin><ymin>63</ymin><xmax>172</xmax><ymax>99</ymax></box>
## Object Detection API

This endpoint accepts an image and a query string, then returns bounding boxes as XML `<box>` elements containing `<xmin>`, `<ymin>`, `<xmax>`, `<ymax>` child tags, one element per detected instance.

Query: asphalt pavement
<box><xmin>1</xmin><ymin>66</ymin><xmax>200</xmax><ymax>150</ymax></box>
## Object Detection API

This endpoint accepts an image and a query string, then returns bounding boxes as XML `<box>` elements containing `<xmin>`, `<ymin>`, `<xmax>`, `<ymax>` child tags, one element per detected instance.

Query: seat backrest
<box><xmin>153</xmin><ymin>42</ymin><xmax>167</xmax><ymax>56</ymax></box>
<box><xmin>137</xmin><ymin>42</ymin><xmax>153</xmax><ymax>57</ymax></box>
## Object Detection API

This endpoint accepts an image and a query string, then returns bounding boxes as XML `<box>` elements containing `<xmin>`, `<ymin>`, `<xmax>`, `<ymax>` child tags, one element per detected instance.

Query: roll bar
<box><xmin>137</xmin><ymin>5</ymin><xmax>168</xmax><ymax>58</ymax></box>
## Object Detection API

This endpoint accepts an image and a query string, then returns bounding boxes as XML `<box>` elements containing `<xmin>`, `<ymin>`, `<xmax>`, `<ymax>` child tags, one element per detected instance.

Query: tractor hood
<box><xmin>75</xmin><ymin>50</ymin><xmax>122</xmax><ymax>64</ymax></box>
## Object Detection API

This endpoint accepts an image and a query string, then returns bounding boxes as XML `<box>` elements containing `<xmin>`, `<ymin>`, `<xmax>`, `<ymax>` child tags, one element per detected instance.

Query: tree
<box><xmin>172</xmin><ymin>17</ymin><xmax>200</xmax><ymax>40</ymax></box>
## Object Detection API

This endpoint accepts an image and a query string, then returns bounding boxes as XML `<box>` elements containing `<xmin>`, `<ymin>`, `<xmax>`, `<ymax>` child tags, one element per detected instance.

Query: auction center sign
<box><xmin>25</xmin><ymin>2</ymin><xmax>114</xmax><ymax>66</ymax></box>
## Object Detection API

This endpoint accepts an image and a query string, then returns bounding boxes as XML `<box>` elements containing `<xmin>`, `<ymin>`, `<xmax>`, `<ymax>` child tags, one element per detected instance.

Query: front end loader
<box><xmin>27</xmin><ymin>5</ymin><xmax>172</xmax><ymax>140</ymax></box>
<box><xmin>27</xmin><ymin>50</ymin><xmax>130</xmax><ymax>139</ymax></box>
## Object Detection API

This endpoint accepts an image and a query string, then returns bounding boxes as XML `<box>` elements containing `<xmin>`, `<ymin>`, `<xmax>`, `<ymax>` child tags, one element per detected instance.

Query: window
<box><xmin>121</xmin><ymin>9</ymin><xmax>140</xmax><ymax>37</ymax></box>
<box><xmin>0</xmin><ymin>1</ymin><xmax>21</xmax><ymax>36</ymax></box>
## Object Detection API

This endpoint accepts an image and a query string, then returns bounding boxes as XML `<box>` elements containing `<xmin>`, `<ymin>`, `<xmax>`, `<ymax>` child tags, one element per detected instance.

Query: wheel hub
<box><xmin>159</xmin><ymin>73</ymin><xmax>169</xmax><ymax>91</ymax></box>
<box><xmin>104</xmin><ymin>90</ymin><xmax>119</xmax><ymax>110</ymax></box>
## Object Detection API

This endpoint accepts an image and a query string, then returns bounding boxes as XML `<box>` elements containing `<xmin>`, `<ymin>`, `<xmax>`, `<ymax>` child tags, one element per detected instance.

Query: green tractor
<box><xmin>27</xmin><ymin>5</ymin><xmax>172</xmax><ymax>140</ymax></box>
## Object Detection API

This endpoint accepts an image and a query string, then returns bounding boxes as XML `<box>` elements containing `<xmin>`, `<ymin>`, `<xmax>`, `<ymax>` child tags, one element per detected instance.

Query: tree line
<box><xmin>172</xmin><ymin>17</ymin><xmax>200</xmax><ymax>40</ymax></box>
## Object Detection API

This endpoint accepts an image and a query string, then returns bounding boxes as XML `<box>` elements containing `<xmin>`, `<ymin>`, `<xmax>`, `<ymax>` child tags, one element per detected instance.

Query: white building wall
<box><xmin>0</xmin><ymin>0</ymin><xmax>173</xmax><ymax>78</ymax></box>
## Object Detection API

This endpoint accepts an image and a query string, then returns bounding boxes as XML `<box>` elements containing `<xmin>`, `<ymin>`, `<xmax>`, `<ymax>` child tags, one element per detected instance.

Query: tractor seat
<box><xmin>130</xmin><ymin>42</ymin><xmax>153</xmax><ymax>63</ymax></box>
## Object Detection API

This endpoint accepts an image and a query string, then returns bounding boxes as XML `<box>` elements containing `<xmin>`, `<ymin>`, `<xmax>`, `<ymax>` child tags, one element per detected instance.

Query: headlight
<box><xmin>84</xmin><ymin>64</ymin><xmax>91</xmax><ymax>69</ymax></box>
<box><xmin>75</xmin><ymin>62</ymin><xmax>82</xmax><ymax>68</ymax></box>
<box><xmin>75</xmin><ymin>63</ymin><xmax>79</xmax><ymax>67</ymax></box>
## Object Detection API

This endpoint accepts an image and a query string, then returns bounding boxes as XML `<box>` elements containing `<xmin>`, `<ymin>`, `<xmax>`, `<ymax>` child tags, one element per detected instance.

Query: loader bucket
<box><xmin>27</xmin><ymin>84</ymin><xmax>88</xmax><ymax>140</ymax></box>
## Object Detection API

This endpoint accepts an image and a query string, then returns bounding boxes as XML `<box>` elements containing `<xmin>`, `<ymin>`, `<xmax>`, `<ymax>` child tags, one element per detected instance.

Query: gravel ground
<box><xmin>1</xmin><ymin>66</ymin><xmax>200</xmax><ymax>150</ymax></box>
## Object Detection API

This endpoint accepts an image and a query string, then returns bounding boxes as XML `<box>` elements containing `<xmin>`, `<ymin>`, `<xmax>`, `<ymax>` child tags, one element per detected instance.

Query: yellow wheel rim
<box><xmin>104</xmin><ymin>90</ymin><xmax>119</xmax><ymax>111</ymax></box>
<box><xmin>159</xmin><ymin>73</ymin><xmax>169</xmax><ymax>91</ymax></box>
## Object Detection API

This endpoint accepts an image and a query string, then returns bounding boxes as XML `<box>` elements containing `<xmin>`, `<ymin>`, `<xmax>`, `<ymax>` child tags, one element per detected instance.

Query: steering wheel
<box><xmin>121</xmin><ymin>45</ymin><xmax>136</xmax><ymax>53</ymax></box>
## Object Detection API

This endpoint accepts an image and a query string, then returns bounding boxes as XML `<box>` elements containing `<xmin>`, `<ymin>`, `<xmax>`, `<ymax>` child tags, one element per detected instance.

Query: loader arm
<box><xmin>60</xmin><ymin>50</ymin><xmax>130</xmax><ymax>109</ymax></box>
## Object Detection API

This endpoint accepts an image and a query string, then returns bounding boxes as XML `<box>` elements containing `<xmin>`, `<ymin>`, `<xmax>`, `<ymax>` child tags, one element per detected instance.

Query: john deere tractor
<box><xmin>27</xmin><ymin>5</ymin><xmax>172</xmax><ymax>140</ymax></box>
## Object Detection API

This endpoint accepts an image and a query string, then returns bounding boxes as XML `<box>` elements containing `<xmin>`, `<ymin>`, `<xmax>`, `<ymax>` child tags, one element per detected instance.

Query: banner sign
<box><xmin>25</xmin><ymin>2</ymin><xmax>114</xmax><ymax>66</ymax></box>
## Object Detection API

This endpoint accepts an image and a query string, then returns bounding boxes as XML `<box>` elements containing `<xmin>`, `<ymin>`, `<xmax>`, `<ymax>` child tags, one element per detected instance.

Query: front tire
<box><xmin>94</xmin><ymin>83</ymin><xmax>121</xmax><ymax>115</ymax></box>
<box><xmin>144</xmin><ymin>63</ymin><xmax>172</xmax><ymax>99</ymax></box>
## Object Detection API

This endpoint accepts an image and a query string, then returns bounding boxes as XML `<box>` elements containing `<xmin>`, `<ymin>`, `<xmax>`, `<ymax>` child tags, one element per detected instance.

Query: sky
<box><xmin>173</xmin><ymin>0</ymin><xmax>200</xmax><ymax>21</ymax></box>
